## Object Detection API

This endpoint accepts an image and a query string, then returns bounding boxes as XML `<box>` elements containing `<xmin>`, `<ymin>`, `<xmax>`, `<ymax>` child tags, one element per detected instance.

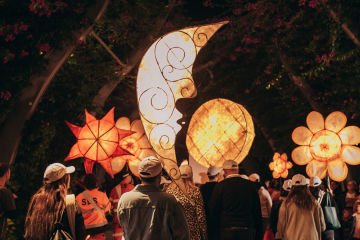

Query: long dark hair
<box><xmin>24</xmin><ymin>174</ymin><xmax>70</xmax><ymax>240</ymax></box>
<box><xmin>285</xmin><ymin>185</ymin><xmax>316</xmax><ymax>210</ymax></box>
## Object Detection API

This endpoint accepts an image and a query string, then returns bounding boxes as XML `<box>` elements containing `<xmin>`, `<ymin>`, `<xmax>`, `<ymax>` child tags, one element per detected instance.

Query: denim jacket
<box><xmin>118</xmin><ymin>184</ymin><xmax>190</xmax><ymax>240</ymax></box>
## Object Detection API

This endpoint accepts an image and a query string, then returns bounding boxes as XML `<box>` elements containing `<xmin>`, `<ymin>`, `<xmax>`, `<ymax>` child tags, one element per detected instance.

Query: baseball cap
<box><xmin>207</xmin><ymin>166</ymin><xmax>222</xmax><ymax>177</ymax></box>
<box><xmin>249</xmin><ymin>173</ymin><xmax>260</xmax><ymax>183</ymax></box>
<box><xmin>138</xmin><ymin>156</ymin><xmax>163</xmax><ymax>178</ymax></box>
<box><xmin>310</xmin><ymin>176</ymin><xmax>322</xmax><ymax>187</ymax></box>
<box><xmin>180</xmin><ymin>164</ymin><xmax>193</xmax><ymax>179</ymax></box>
<box><xmin>291</xmin><ymin>174</ymin><xmax>308</xmax><ymax>186</ymax></box>
<box><xmin>223</xmin><ymin>160</ymin><xmax>239</xmax><ymax>170</ymax></box>
<box><xmin>43</xmin><ymin>163</ymin><xmax>75</xmax><ymax>184</ymax></box>
<box><xmin>282</xmin><ymin>179</ymin><xmax>293</xmax><ymax>191</ymax></box>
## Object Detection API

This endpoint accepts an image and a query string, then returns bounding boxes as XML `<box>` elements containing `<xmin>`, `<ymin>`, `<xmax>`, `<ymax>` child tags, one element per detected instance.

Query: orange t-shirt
<box><xmin>76</xmin><ymin>189</ymin><xmax>111</xmax><ymax>229</ymax></box>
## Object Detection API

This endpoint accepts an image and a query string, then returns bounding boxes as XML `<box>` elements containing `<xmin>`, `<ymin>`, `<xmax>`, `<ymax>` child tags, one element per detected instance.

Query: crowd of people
<box><xmin>0</xmin><ymin>158</ymin><xmax>360</xmax><ymax>240</ymax></box>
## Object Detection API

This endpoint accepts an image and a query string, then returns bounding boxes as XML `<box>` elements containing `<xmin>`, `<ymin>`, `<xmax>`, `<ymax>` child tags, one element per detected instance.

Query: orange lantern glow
<box><xmin>65</xmin><ymin>108</ymin><xmax>133</xmax><ymax>176</ymax></box>
<box><xmin>186</xmin><ymin>98</ymin><xmax>255</xmax><ymax>168</ymax></box>
<box><xmin>292</xmin><ymin>111</ymin><xmax>360</xmax><ymax>181</ymax></box>
<box><xmin>269</xmin><ymin>152</ymin><xmax>293</xmax><ymax>178</ymax></box>
<box><xmin>136</xmin><ymin>21</ymin><xmax>228</xmax><ymax>191</ymax></box>
<box><xmin>111</xmin><ymin>117</ymin><xmax>156</xmax><ymax>177</ymax></box>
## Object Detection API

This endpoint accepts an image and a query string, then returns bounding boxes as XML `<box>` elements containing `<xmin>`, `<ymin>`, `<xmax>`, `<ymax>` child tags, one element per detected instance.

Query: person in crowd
<box><xmin>24</xmin><ymin>163</ymin><xmax>86</xmax><ymax>240</ymax></box>
<box><xmin>76</xmin><ymin>174</ymin><xmax>111</xmax><ymax>240</ymax></box>
<box><xmin>331</xmin><ymin>180</ymin><xmax>346</xmax><ymax>240</ymax></box>
<box><xmin>200</xmin><ymin>165</ymin><xmax>223</xmax><ymax>237</ymax></box>
<box><xmin>345</xmin><ymin>180</ymin><xmax>358</xmax><ymax>210</ymax></box>
<box><xmin>276</xmin><ymin>174</ymin><xmax>326</xmax><ymax>240</ymax></box>
<box><xmin>310</xmin><ymin>176</ymin><xmax>336</xmax><ymax>240</ymax></box>
<box><xmin>270</xmin><ymin>179</ymin><xmax>292</xmax><ymax>235</ymax></box>
<box><xmin>342</xmin><ymin>207</ymin><xmax>354</xmax><ymax>239</ymax></box>
<box><xmin>0</xmin><ymin>163</ymin><xmax>16</xmax><ymax>239</ymax></box>
<box><xmin>166</xmin><ymin>161</ymin><xmax>207</xmax><ymax>240</ymax></box>
<box><xmin>249</xmin><ymin>173</ymin><xmax>272</xmax><ymax>232</ymax></box>
<box><xmin>109</xmin><ymin>173</ymin><xmax>134</xmax><ymax>240</ymax></box>
<box><xmin>269</xmin><ymin>179</ymin><xmax>281</xmax><ymax>202</ymax></box>
<box><xmin>118</xmin><ymin>156</ymin><xmax>190</xmax><ymax>240</ymax></box>
<box><xmin>352</xmin><ymin>200</ymin><xmax>360</xmax><ymax>240</ymax></box>
<box><xmin>309</xmin><ymin>176</ymin><xmax>324</xmax><ymax>202</ymax></box>
<box><xmin>209</xmin><ymin>160</ymin><xmax>262</xmax><ymax>240</ymax></box>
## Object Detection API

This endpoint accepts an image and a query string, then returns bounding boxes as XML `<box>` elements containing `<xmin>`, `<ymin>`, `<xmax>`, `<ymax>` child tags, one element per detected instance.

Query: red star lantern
<box><xmin>65</xmin><ymin>108</ymin><xmax>133</xmax><ymax>177</ymax></box>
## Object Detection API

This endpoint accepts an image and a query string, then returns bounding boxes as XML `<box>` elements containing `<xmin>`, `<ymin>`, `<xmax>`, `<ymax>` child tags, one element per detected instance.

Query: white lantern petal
<box><xmin>291</xmin><ymin>146</ymin><xmax>312</xmax><ymax>165</ymax></box>
<box><xmin>325</xmin><ymin>111</ymin><xmax>347</xmax><ymax>133</ymax></box>
<box><xmin>339</xmin><ymin>126</ymin><xmax>360</xmax><ymax>145</ymax></box>
<box><xmin>306</xmin><ymin>111</ymin><xmax>325</xmax><ymax>133</ymax></box>
<box><xmin>306</xmin><ymin>160</ymin><xmax>327</xmax><ymax>179</ymax></box>
<box><xmin>328</xmin><ymin>159</ymin><xmax>348</xmax><ymax>182</ymax></box>
<box><xmin>341</xmin><ymin>146</ymin><xmax>360</xmax><ymax>165</ymax></box>
<box><xmin>116</xmin><ymin>117</ymin><xmax>131</xmax><ymax>130</ymax></box>
<box><xmin>292</xmin><ymin>126</ymin><xmax>313</xmax><ymax>145</ymax></box>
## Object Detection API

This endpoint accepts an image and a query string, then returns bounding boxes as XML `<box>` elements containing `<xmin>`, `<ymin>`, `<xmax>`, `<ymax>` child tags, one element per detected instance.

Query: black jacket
<box><xmin>209</xmin><ymin>176</ymin><xmax>263</xmax><ymax>240</ymax></box>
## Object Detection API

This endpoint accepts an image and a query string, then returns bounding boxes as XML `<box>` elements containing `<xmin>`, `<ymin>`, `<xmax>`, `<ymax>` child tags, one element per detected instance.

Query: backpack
<box><xmin>49</xmin><ymin>194</ymin><xmax>76</xmax><ymax>240</ymax></box>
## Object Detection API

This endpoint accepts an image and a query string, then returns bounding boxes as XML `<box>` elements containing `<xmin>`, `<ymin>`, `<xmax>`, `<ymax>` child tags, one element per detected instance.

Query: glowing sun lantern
<box><xmin>65</xmin><ymin>108</ymin><xmax>133</xmax><ymax>177</ymax></box>
<box><xmin>136</xmin><ymin>21</ymin><xmax>228</xmax><ymax>188</ymax></box>
<box><xmin>269</xmin><ymin>153</ymin><xmax>293</xmax><ymax>178</ymax></box>
<box><xmin>292</xmin><ymin>111</ymin><xmax>360</xmax><ymax>181</ymax></box>
<box><xmin>186</xmin><ymin>98</ymin><xmax>255</xmax><ymax>168</ymax></box>
<box><xmin>111</xmin><ymin>117</ymin><xmax>156</xmax><ymax>177</ymax></box>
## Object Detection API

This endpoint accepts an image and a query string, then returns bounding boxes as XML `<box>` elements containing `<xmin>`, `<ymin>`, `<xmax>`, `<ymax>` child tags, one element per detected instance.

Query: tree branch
<box><xmin>320</xmin><ymin>0</ymin><xmax>360</xmax><ymax>47</ymax></box>
<box><xmin>91</xmin><ymin>0</ymin><xmax>178</xmax><ymax>109</ymax></box>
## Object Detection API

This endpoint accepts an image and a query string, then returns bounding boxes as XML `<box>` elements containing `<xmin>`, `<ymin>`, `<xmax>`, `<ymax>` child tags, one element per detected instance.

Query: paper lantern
<box><xmin>186</xmin><ymin>98</ymin><xmax>255</xmax><ymax>168</ymax></box>
<box><xmin>111</xmin><ymin>117</ymin><xmax>156</xmax><ymax>177</ymax></box>
<box><xmin>269</xmin><ymin>153</ymin><xmax>293</xmax><ymax>178</ymax></box>
<box><xmin>65</xmin><ymin>108</ymin><xmax>133</xmax><ymax>176</ymax></box>
<box><xmin>292</xmin><ymin>111</ymin><xmax>360</xmax><ymax>181</ymax></box>
<box><xmin>136</xmin><ymin>21</ymin><xmax>228</xmax><ymax>187</ymax></box>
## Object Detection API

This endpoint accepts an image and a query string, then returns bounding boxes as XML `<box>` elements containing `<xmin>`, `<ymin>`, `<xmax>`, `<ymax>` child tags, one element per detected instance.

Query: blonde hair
<box><xmin>24</xmin><ymin>174</ymin><xmax>70</xmax><ymax>239</ymax></box>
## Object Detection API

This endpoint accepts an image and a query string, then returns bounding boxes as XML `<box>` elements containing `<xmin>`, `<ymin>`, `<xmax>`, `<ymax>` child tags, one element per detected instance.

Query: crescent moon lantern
<box><xmin>136</xmin><ymin>21</ymin><xmax>228</xmax><ymax>189</ymax></box>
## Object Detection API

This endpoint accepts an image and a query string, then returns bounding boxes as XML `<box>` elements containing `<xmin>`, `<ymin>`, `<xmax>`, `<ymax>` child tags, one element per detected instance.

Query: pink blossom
<box><xmin>38</xmin><ymin>43</ymin><xmax>51</xmax><ymax>53</ymax></box>
<box><xmin>20</xmin><ymin>50</ymin><xmax>29</xmax><ymax>57</ymax></box>
<box><xmin>308</xmin><ymin>0</ymin><xmax>319</xmax><ymax>8</ymax></box>
<box><xmin>274</xmin><ymin>18</ymin><xmax>284</xmax><ymax>28</ymax></box>
<box><xmin>5</xmin><ymin>34</ymin><xmax>15</xmax><ymax>42</ymax></box>
<box><xmin>19</xmin><ymin>22</ymin><xmax>29</xmax><ymax>31</ymax></box>
<box><xmin>3</xmin><ymin>52</ymin><xmax>15</xmax><ymax>64</ymax></box>
<box><xmin>246</xmin><ymin>3</ymin><xmax>257</xmax><ymax>11</ymax></box>
<box><xmin>299</xmin><ymin>0</ymin><xmax>306</xmax><ymax>6</ymax></box>
<box><xmin>241</xmin><ymin>37</ymin><xmax>259</xmax><ymax>44</ymax></box>
<box><xmin>229</xmin><ymin>54</ymin><xmax>237</xmax><ymax>61</ymax></box>
<box><xmin>0</xmin><ymin>91</ymin><xmax>12</xmax><ymax>100</ymax></box>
